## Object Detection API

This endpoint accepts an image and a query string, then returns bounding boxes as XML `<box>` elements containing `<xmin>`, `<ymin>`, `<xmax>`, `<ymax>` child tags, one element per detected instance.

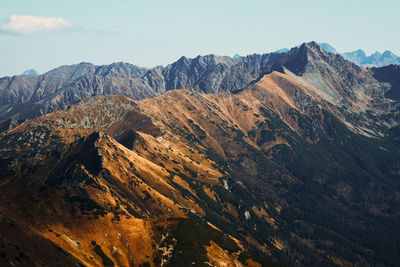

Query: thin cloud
<box><xmin>0</xmin><ymin>14</ymin><xmax>74</xmax><ymax>35</ymax></box>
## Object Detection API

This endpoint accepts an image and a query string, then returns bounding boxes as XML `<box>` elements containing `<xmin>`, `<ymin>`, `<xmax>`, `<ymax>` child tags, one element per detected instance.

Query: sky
<box><xmin>0</xmin><ymin>0</ymin><xmax>399</xmax><ymax>76</ymax></box>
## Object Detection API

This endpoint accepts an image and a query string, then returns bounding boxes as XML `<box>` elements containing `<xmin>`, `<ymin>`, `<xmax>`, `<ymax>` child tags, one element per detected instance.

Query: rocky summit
<box><xmin>1</xmin><ymin>42</ymin><xmax>400</xmax><ymax>267</ymax></box>
<box><xmin>278</xmin><ymin>42</ymin><xmax>400</xmax><ymax>67</ymax></box>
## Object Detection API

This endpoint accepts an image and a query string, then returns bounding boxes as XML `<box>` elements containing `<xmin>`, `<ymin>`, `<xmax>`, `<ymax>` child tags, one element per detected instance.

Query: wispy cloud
<box><xmin>0</xmin><ymin>14</ymin><xmax>74</xmax><ymax>35</ymax></box>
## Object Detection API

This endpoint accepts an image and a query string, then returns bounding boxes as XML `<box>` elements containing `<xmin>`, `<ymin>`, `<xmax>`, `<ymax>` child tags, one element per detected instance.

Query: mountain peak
<box><xmin>274</xmin><ymin>48</ymin><xmax>290</xmax><ymax>53</ymax></box>
<box><xmin>355</xmin><ymin>49</ymin><xmax>366</xmax><ymax>55</ymax></box>
<box><xmin>233</xmin><ymin>53</ymin><xmax>241</xmax><ymax>59</ymax></box>
<box><xmin>371</xmin><ymin>51</ymin><xmax>382</xmax><ymax>57</ymax></box>
<box><xmin>318</xmin><ymin>43</ymin><xmax>338</xmax><ymax>54</ymax></box>
<box><xmin>44</xmin><ymin>62</ymin><xmax>96</xmax><ymax>79</ymax></box>
<box><xmin>382</xmin><ymin>50</ymin><xmax>395</xmax><ymax>57</ymax></box>
<box><xmin>304</xmin><ymin>41</ymin><xmax>319</xmax><ymax>47</ymax></box>
<box><xmin>177</xmin><ymin>55</ymin><xmax>188</xmax><ymax>62</ymax></box>
<box><xmin>342</xmin><ymin>49</ymin><xmax>400</xmax><ymax>67</ymax></box>
<box><xmin>275</xmin><ymin>43</ymin><xmax>400</xmax><ymax>67</ymax></box>
<box><xmin>293</xmin><ymin>41</ymin><xmax>328</xmax><ymax>59</ymax></box>
<box><xmin>274</xmin><ymin>42</ymin><xmax>336</xmax><ymax>55</ymax></box>
<box><xmin>21</xmin><ymin>69</ymin><xmax>39</xmax><ymax>76</ymax></box>
<box><xmin>297</xmin><ymin>41</ymin><xmax>326</xmax><ymax>55</ymax></box>
<box><xmin>275</xmin><ymin>42</ymin><xmax>327</xmax><ymax>76</ymax></box>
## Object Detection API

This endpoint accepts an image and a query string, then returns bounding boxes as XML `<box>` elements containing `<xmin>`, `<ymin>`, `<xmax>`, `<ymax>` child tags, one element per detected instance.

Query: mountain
<box><xmin>0</xmin><ymin>93</ymin><xmax>284</xmax><ymax>267</ymax></box>
<box><xmin>316</xmin><ymin>43</ymin><xmax>337</xmax><ymax>54</ymax></box>
<box><xmin>233</xmin><ymin>54</ymin><xmax>241</xmax><ymax>59</ymax></box>
<box><xmin>1</xmin><ymin>42</ymin><xmax>400</xmax><ymax>266</ymax></box>
<box><xmin>274</xmin><ymin>43</ymin><xmax>337</xmax><ymax>55</ymax></box>
<box><xmin>0</xmin><ymin>62</ymin><xmax>159</xmax><ymax>120</ymax></box>
<box><xmin>21</xmin><ymin>69</ymin><xmax>39</xmax><ymax>76</ymax></box>
<box><xmin>276</xmin><ymin>43</ymin><xmax>400</xmax><ymax>67</ymax></box>
<box><xmin>342</xmin><ymin>50</ymin><xmax>400</xmax><ymax>67</ymax></box>
<box><xmin>274</xmin><ymin>48</ymin><xmax>289</xmax><ymax>54</ymax></box>
<box><xmin>341</xmin><ymin>49</ymin><xmax>366</xmax><ymax>64</ymax></box>
<box><xmin>0</xmin><ymin>42</ymin><xmax>395</xmax><ymax>123</ymax></box>
<box><xmin>317</xmin><ymin>44</ymin><xmax>400</xmax><ymax>67</ymax></box>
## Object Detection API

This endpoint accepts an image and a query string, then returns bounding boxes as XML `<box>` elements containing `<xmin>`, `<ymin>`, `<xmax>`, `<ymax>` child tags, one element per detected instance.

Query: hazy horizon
<box><xmin>1</xmin><ymin>0</ymin><xmax>399</xmax><ymax>76</ymax></box>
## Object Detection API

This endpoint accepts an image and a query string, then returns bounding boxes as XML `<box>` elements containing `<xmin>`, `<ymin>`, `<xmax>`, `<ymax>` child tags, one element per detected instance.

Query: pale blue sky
<box><xmin>0</xmin><ymin>0</ymin><xmax>399</xmax><ymax>76</ymax></box>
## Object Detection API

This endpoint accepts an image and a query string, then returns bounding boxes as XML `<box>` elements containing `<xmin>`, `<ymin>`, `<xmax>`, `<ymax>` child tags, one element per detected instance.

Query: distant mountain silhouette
<box><xmin>342</xmin><ymin>49</ymin><xmax>400</xmax><ymax>67</ymax></box>
<box><xmin>21</xmin><ymin>69</ymin><xmax>39</xmax><ymax>76</ymax></box>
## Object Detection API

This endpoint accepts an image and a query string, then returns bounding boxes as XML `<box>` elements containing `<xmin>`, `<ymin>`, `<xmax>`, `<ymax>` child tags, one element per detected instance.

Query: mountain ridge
<box><xmin>276</xmin><ymin>42</ymin><xmax>400</xmax><ymax>67</ymax></box>
<box><xmin>1</xmin><ymin>79</ymin><xmax>400</xmax><ymax>265</ymax></box>
<box><xmin>2</xmin><ymin>41</ymin><xmax>395</xmax><ymax>123</ymax></box>
<box><xmin>1</xmin><ymin>41</ymin><xmax>400</xmax><ymax>266</ymax></box>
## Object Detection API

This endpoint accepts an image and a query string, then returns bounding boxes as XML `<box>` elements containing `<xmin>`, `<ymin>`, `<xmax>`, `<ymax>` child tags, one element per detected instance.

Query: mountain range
<box><xmin>1</xmin><ymin>42</ymin><xmax>399</xmax><ymax>123</ymax></box>
<box><xmin>0</xmin><ymin>42</ymin><xmax>400</xmax><ymax>266</ymax></box>
<box><xmin>275</xmin><ymin>43</ymin><xmax>400</xmax><ymax>67</ymax></box>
